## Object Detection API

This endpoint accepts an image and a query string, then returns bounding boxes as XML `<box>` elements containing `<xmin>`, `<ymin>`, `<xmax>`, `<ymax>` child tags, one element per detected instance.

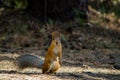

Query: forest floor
<box><xmin>0</xmin><ymin>7</ymin><xmax>120</xmax><ymax>80</ymax></box>
<box><xmin>0</xmin><ymin>48</ymin><xmax>120</xmax><ymax>80</ymax></box>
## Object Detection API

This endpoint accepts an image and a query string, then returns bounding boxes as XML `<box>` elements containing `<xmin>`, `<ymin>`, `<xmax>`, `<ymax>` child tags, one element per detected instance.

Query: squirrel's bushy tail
<box><xmin>16</xmin><ymin>54</ymin><xmax>44</xmax><ymax>69</ymax></box>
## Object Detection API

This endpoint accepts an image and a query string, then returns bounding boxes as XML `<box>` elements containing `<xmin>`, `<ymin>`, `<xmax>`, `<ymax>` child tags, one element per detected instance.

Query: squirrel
<box><xmin>15</xmin><ymin>31</ymin><xmax>62</xmax><ymax>74</ymax></box>
<box><xmin>42</xmin><ymin>31</ymin><xmax>62</xmax><ymax>74</ymax></box>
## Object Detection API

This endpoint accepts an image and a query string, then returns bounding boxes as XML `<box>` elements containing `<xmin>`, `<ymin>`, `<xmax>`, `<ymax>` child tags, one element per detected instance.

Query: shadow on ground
<box><xmin>0</xmin><ymin>70</ymin><xmax>120</xmax><ymax>80</ymax></box>
<box><xmin>56</xmin><ymin>72</ymin><xmax>120</xmax><ymax>80</ymax></box>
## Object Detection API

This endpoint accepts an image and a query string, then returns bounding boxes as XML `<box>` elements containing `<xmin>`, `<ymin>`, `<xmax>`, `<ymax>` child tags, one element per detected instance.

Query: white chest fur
<box><xmin>53</xmin><ymin>46</ymin><xmax>59</xmax><ymax>55</ymax></box>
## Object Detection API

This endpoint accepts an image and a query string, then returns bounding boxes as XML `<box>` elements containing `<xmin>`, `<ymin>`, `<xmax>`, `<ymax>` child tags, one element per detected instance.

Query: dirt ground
<box><xmin>0</xmin><ymin>48</ymin><xmax>120</xmax><ymax>80</ymax></box>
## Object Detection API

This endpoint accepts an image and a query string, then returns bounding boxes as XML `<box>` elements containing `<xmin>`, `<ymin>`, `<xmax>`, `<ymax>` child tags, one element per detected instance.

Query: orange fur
<box><xmin>42</xmin><ymin>32</ymin><xmax>62</xmax><ymax>74</ymax></box>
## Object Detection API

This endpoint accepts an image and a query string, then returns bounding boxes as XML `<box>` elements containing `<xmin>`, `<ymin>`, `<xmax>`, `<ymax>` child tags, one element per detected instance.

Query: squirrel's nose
<box><xmin>56</xmin><ymin>41</ymin><xmax>58</xmax><ymax>45</ymax></box>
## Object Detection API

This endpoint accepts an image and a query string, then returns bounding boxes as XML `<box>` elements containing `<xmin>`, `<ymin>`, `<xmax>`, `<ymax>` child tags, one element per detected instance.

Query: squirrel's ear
<box><xmin>51</xmin><ymin>31</ymin><xmax>56</xmax><ymax>38</ymax></box>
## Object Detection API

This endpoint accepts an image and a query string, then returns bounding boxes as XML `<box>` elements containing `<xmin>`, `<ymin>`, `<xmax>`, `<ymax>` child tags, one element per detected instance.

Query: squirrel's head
<box><xmin>51</xmin><ymin>31</ymin><xmax>61</xmax><ymax>40</ymax></box>
<box><xmin>51</xmin><ymin>38</ymin><xmax>61</xmax><ymax>47</ymax></box>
